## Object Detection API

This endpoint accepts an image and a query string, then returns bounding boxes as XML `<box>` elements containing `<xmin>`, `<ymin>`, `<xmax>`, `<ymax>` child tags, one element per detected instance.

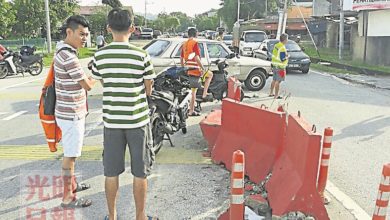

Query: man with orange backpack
<box><xmin>180</xmin><ymin>28</ymin><xmax>213</xmax><ymax>116</ymax></box>
<box><xmin>54</xmin><ymin>15</ymin><xmax>96</xmax><ymax>208</ymax></box>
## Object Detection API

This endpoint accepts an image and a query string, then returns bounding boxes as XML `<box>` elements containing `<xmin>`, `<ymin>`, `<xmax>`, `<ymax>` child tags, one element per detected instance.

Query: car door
<box><xmin>205</xmin><ymin>42</ymin><xmax>240</xmax><ymax>76</ymax></box>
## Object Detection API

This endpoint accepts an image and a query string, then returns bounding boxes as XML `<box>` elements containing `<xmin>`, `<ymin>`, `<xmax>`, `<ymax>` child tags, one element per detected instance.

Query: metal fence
<box><xmin>0</xmin><ymin>38</ymin><xmax>48</xmax><ymax>54</ymax></box>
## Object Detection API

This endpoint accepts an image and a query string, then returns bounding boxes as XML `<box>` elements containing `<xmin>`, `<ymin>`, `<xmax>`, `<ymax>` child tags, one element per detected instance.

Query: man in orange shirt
<box><xmin>180</xmin><ymin>28</ymin><xmax>213</xmax><ymax>116</ymax></box>
<box><xmin>0</xmin><ymin>44</ymin><xmax>7</xmax><ymax>61</ymax></box>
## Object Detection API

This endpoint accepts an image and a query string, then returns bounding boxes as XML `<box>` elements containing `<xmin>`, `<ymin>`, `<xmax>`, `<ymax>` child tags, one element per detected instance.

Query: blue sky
<box><xmin>80</xmin><ymin>0</ymin><xmax>221</xmax><ymax>16</ymax></box>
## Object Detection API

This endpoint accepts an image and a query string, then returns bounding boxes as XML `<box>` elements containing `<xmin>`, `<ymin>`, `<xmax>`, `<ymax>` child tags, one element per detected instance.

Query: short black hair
<box><xmin>280</xmin><ymin>33</ymin><xmax>288</xmax><ymax>42</ymax></box>
<box><xmin>108</xmin><ymin>8</ymin><xmax>134</xmax><ymax>32</ymax></box>
<box><xmin>65</xmin><ymin>15</ymin><xmax>89</xmax><ymax>31</ymax></box>
<box><xmin>188</xmin><ymin>28</ymin><xmax>197</xmax><ymax>38</ymax></box>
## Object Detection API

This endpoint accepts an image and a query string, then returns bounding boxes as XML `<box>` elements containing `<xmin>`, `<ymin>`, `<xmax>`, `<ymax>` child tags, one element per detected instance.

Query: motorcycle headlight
<box><xmin>301</xmin><ymin>58</ymin><xmax>310</xmax><ymax>62</ymax></box>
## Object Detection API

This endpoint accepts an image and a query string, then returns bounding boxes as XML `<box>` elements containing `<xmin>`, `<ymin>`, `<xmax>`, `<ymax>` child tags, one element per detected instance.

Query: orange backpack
<box><xmin>39</xmin><ymin>63</ymin><xmax>61</xmax><ymax>152</ymax></box>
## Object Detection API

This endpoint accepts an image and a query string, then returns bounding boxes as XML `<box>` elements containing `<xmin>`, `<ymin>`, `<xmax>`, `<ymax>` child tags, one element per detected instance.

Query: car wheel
<box><xmin>302</xmin><ymin>68</ymin><xmax>309</xmax><ymax>74</ymax></box>
<box><xmin>244</xmin><ymin>69</ymin><xmax>267</xmax><ymax>91</ymax></box>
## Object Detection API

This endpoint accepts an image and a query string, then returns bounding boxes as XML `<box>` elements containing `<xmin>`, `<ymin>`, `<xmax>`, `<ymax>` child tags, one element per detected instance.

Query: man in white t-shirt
<box><xmin>96</xmin><ymin>32</ymin><xmax>106</xmax><ymax>49</ymax></box>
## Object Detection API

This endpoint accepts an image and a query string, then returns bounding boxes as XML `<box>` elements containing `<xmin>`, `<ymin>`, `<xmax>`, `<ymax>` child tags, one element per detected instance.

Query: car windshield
<box><xmin>223</xmin><ymin>35</ymin><xmax>233</xmax><ymax>40</ymax></box>
<box><xmin>143</xmin><ymin>40</ymin><xmax>170</xmax><ymax>57</ymax></box>
<box><xmin>285</xmin><ymin>42</ymin><xmax>301</xmax><ymax>52</ymax></box>
<box><xmin>143</xmin><ymin>28</ymin><xmax>152</xmax><ymax>32</ymax></box>
<box><xmin>267</xmin><ymin>41</ymin><xmax>301</xmax><ymax>52</ymax></box>
<box><xmin>245</xmin><ymin>33</ymin><xmax>266</xmax><ymax>42</ymax></box>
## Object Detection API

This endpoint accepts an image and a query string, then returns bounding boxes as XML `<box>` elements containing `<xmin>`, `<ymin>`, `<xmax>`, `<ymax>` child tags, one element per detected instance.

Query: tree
<box><xmin>0</xmin><ymin>0</ymin><xmax>16</xmax><ymax>38</ymax></box>
<box><xmin>169</xmin><ymin>12</ymin><xmax>193</xmax><ymax>32</ymax></box>
<box><xmin>12</xmin><ymin>0</ymin><xmax>45</xmax><ymax>38</ymax></box>
<box><xmin>165</xmin><ymin>17</ymin><xmax>180</xmax><ymax>33</ymax></box>
<box><xmin>88</xmin><ymin>8</ymin><xmax>107</xmax><ymax>35</ymax></box>
<box><xmin>194</xmin><ymin>15</ymin><xmax>219</xmax><ymax>31</ymax></box>
<box><xmin>102</xmin><ymin>0</ymin><xmax>122</xmax><ymax>8</ymax></box>
<box><xmin>219</xmin><ymin>0</ymin><xmax>279</xmax><ymax>30</ymax></box>
<box><xmin>49</xmin><ymin>0</ymin><xmax>79</xmax><ymax>35</ymax></box>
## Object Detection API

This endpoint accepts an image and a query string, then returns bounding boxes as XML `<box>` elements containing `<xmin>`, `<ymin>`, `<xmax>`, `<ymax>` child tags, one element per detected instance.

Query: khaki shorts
<box><xmin>103</xmin><ymin>124</ymin><xmax>154</xmax><ymax>178</ymax></box>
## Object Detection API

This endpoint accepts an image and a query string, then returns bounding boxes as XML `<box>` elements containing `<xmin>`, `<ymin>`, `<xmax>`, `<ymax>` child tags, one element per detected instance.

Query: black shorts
<box><xmin>102</xmin><ymin>124</ymin><xmax>154</xmax><ymax>178</ymax></box>
<box><xmin>188</xmin><ymin>75</ymin><xmax>202</xmax><ymax>89</ymax></box>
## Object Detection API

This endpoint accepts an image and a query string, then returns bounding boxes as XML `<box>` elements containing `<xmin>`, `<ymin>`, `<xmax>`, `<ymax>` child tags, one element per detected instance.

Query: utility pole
<box><xmin>44</xmin><ymin>0</ymin><xmax>52</xmax><ymax>53</ymax></box>
<box><xmin>237</xmin><ymin>0</ymin><xmax>240</xmax><ymax>23</ymax></box>
<box><xmin>282</xmin><ymin>0</ymin><xmax>289</xmax><ymax>33</ymax></box>
<box><xmin>144</xmin><ymin>0</ymin><xmax>147</xmax><ymax>27</ymax></box>
<box><xmin>339</xmin><ymin>0</ymin><xmax>344</xmax><ymax>60</ymax></box>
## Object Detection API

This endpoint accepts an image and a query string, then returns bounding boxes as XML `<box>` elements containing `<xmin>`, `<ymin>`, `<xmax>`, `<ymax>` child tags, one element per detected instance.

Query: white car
<box><xmin>141</xmin><ymin>28</ymin><xmax>153</xmax><ymax>39</ymax></box>
<box><xmin>239</xmin><ymin>30</ymin><xmax>267</xmax><ymax>57</ymax></box>
<box><xmin>143</xmin><ymin>38</ymin><xmax>272</xmax><ymax>91</ymax></box>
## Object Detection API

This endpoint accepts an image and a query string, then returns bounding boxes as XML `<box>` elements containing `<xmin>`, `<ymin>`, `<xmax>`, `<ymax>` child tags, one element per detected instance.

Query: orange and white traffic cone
<box><xmin>372</xmin><ymin>163</ymin><xmax>390</xmax><ymax>220</ymax></box>
<box><xmin>230</xmin><ymin>150</ymin><xmax>245</xmax><ymax>220</ymax></box>
<box><xmin>317</xmin><ymin>127</ymin><xmax>333</xmax><ymax>204</ymax></box>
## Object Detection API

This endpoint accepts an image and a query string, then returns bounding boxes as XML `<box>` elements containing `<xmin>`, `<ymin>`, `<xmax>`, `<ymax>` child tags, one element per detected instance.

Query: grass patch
<box><xmin>302</xmin><ymin>43</ymin><xmax>390</xmax><ymax>74</ymax></box>
<box><xmin>42</xmin><ymin>47</ymin><xmax>96</xmax><ymax>67</ymax></box>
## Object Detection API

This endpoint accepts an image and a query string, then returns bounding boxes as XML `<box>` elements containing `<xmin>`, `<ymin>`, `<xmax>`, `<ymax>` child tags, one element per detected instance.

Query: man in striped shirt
<box><xmin>54</xmin><ymin>15</ymin><xmax>96</xmax><ymax>208</ymax></box>
<box><xmin>91</xmin><ymin>8</ymin><xmax>156</xmax><ymax>220</ymax></box>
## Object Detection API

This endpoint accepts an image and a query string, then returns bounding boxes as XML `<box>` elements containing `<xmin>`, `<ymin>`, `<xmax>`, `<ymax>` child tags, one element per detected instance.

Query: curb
<box><xmin>311</xmin><ymin>69</ymin><xmax>390</xmax><ymax>90</ymax></box>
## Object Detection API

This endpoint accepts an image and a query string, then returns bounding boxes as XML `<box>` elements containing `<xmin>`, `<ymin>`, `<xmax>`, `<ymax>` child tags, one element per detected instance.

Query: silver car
<box><xmin>143</xmin><ymin>38</ymin><xmax>272</xmax><ymax>91</ymax></box>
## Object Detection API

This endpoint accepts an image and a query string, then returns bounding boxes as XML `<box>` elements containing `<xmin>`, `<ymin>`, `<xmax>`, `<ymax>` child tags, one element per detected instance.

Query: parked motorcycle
<box><xmin>194</xmin><ymin>58</ymin><xmax>245</xmax><ymax>111</ymax></box>
<box><xmin>0</xmin><ymin>47</ymin><xmax>43</xmax><ymax>79</ymax></box>
<box><xmin>149</xmin><ymin>66</ymin><xmax>193</xmax><ymax>154</ymax></box>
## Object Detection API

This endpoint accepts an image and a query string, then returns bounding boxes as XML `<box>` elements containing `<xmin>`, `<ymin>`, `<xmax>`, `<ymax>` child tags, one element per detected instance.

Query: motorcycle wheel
<box><xmin>0</xmin><ymin>65</ymin><xmax>8</xmax><ymax>79</ymax></box>
<box><xmin>28</xmin><ymin>61</ymin><xmax>43</xmax><ymax>76</ymax></box>
<box><xmin>151</xmin><ymin>112</ymin><xmax>165</xmax><ymax>154</ymax></box>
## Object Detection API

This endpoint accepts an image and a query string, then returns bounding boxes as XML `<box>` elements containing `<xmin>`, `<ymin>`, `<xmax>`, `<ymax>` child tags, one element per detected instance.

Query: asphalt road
<box><xmin>0</xmin><ymin>44</ymin><xmax>389</xmax><ymax>219</ymax></box>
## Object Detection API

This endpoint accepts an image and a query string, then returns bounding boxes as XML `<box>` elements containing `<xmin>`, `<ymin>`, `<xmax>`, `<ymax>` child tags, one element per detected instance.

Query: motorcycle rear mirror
<box><xmin>187</xmin><ymin>52</ymin><xmax>196</xmax><ymax>60</ymax></box>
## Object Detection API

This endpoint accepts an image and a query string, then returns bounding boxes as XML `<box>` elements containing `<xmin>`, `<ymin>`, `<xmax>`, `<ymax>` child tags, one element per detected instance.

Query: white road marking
<box><xmin>2</xmin><ymin>111</ymin><xmax>28</xmax><ymax>121</ymax></box>
<box><xmin>327</xmin><ymin>180</ymin><xmax>371</xmax><ymax>220</ymax></box>
<box><xmin>0</xmin><ymin>76</ymin><xmax>46</xmax><ymax>92</ymax></box>
<box><xmin>84</xmin><ymin>118</ymin><xmax>103</xmax><ymax>137</ymax></box>
<box><xmin>0</xmin><ymin>112</ymin><xmax>8</xmax><ymax>115</ymax></box>
<box><xmin>311</xmin><ymin>70</ymin><xmax>351</xmax><ymax>85</ymax></box>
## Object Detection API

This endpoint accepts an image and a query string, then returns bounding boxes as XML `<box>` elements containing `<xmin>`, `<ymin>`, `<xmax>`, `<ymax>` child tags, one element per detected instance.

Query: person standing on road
<box><xmin>54</xmin><ymin>15</ymin><xmax>96</xmax><ymax>208</ymax></box>
<box><xmin>96</xmin><ymin>31</ymin><xmax>106</xmax><ymax>49</ymax></box>
<box><xmin>181</xmin><ymin>28</ymin><xmax>213</xmax><ymax>117</ymax></box>
<box><xmin>216</xmin><ymin>30</ymin><xmax>224</xmax><ymax>42</ymax></box>
<box><xmin>90</xmin><ymin>8</ymin><xmax>158</xmax><ymax>220</ymax></box>
<box><xmin>269</xmin><ymin>33</ymin><xmax>289</xmax><ymax>99</ymax></box>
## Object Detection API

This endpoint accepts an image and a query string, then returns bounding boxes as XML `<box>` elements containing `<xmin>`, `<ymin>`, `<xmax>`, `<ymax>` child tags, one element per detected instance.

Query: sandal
<box><xmin>61</xmin><ymin>197</ymin><xmax>92</xmax><ymax>208</ymax></box>
<box><xmin>189</xmin><ymin>112</ymin><xmax>201</xmax><ymax>117</ymax></box>
<box><xmin>73</xmin><ymin>182</ymin><xmax>91</xmax><ymax>193</ymax></box>
<box><xmin>147</xmin><ymin>216</ymin><xmax>159</xmax><ymax>220</ymax></box>
<box><xmin>268</xmin><ymin>94</ymin><xmax>274</xmax><ymax>97</ymax></box>
<box><xmin>276</xmin><ymin>96</ymin><xmax>283</xmax><ymax>99</ymax></box>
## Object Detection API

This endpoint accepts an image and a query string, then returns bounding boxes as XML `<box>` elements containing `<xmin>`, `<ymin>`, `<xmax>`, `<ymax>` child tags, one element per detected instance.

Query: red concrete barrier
<box><xmin>372</xmin><ymin>163</ymin><xmax>390</xmax><ymax>220</ymax></box>
<box><xmin>317</xmin><ymin>127</ymin><xmax>334</xmax><ymax>204</ymax></box>
<box><xmin>265</xmin><ymin>115</ymin><xmax>329</xmax><ymax>220</ymax></box>
<box><xmin>199</xmin><ymin>110</ymin><xmax>222</xmax><ymax>153</ymax></box>
<box><xmin>211</xmin><ymin>99</ymin><xmax>286</xmax><ymax>183</ymax></box>
<box><xmin>227</xmin><ymin>77</ymin><xmax>242</xmax><ymax>101</ymax></box>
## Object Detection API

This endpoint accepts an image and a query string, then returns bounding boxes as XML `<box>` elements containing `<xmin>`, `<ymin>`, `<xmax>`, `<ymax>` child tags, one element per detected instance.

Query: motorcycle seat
<box><xmin>20</xmin><ymin>55</ymin><xmax>40</xmax><ymax>65</ymax></box>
